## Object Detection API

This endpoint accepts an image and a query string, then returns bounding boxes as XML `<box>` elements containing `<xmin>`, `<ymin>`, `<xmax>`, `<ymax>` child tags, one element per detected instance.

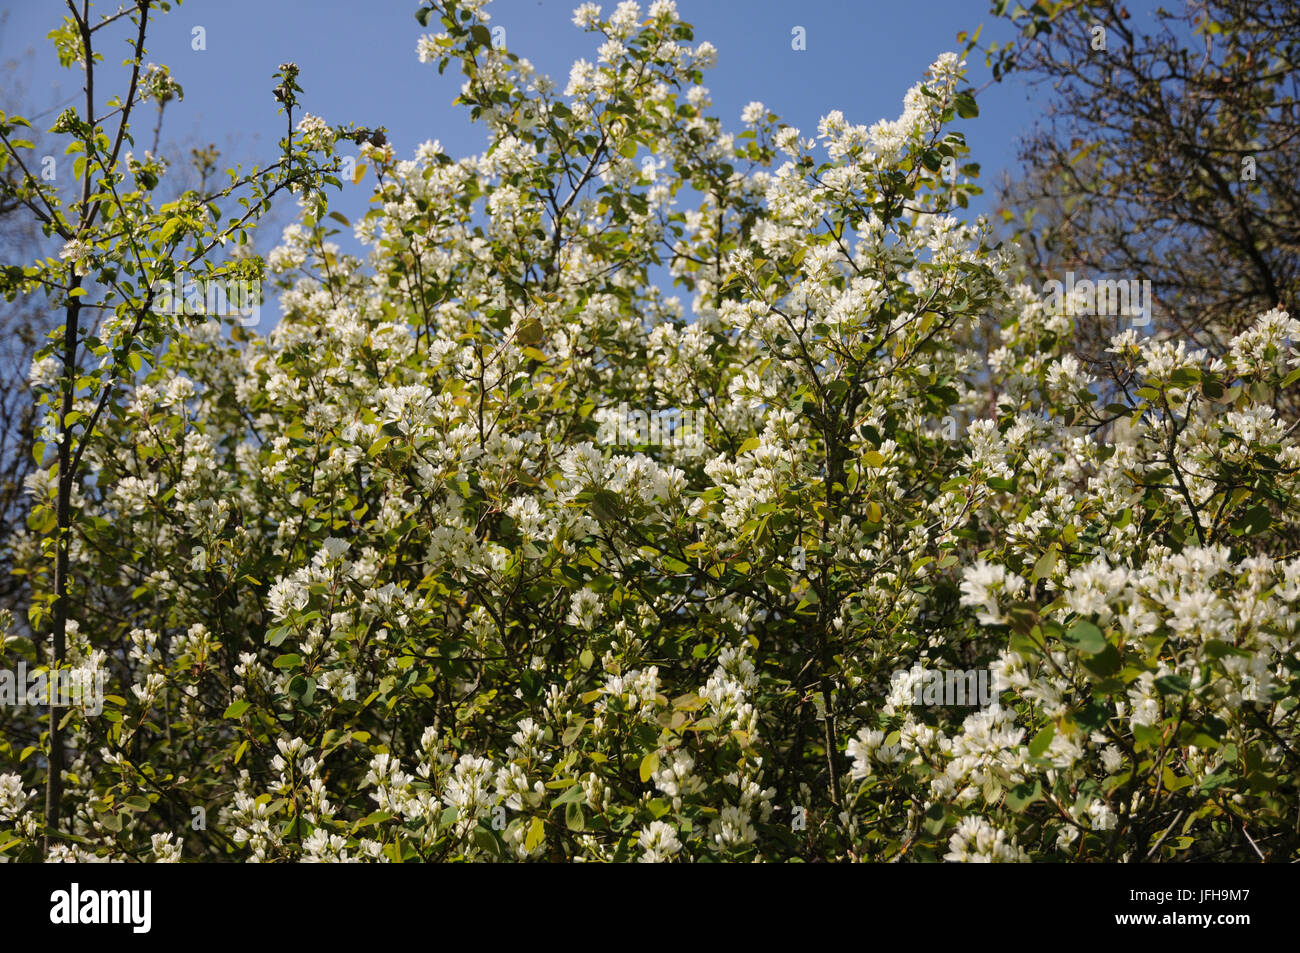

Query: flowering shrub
<box><xmin>1</xmin><ymin>0</ymin><xmax>1296</xmax><ymax>862</ymax></box>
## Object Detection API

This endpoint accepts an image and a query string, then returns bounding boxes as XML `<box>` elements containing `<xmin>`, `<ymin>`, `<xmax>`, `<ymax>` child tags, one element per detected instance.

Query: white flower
<box><xmin>846</xmin><ymin>727</ymin><xmax>884</xmax><ymax>780</ymax></box>
<box><xmin>321</xmin><ymin>536</ymin><xmax>350</xmax><ymax>560</ymax></box>
<box><xmin>296</xmin><ymin>113</ymin><xmax>334</xmax><ymax>152</ymax></box>
<box><xmin>609</xmin><ymin>1</ymin><xmax>640</xmax><ymax>36</ymax></box>
<box><xmin>442</xmin><ymin>754</ymin><xmax>497</xmax><ymax>835</ymax></box>
<box><xmin>652</xmin><ymin>750</ymin><xmax>705</xmax><ymax>807</ymax></box>
<box><xmin>566</xmin><ymin>587</ymin><xmax>603</xmax><ymax>630</ymax></box>
<box><xmin>598</xmin><ymin>39</ymin><xmax>627</xmax><ymax>64</ymax></box>
<box><xmin>774</xmin><ymin>126</ymin><xmax>805</xmax><ymax>156</ymax></box>
<box><xmin>267</xmin><ymin>577</ymin><xmax>309</xmax><ymax>620</ymax></box>
<box><xmin>572</xmin><ymin>3</ymin><xmax>602</xmax><ymax>28</ymax></box>
<box><xmin>151</xmin><ymin>833</ymin><xmax>182</xmax><ymax>862</ymax></box>
<box><xmin>415</xmin><ymin>138</ymin><xmax>444</xmax><ymax>163</ymax></box>
<box><xmin>959</xmin><ymin>560</ymin><xmax>1026</xmax><ymax>626</ymax></box>
<box><xmin>416</xmin><ymin>33</ymin><xmax>444</xmax><ymax>63</ymax></box>
<box><xmin>1101</xmin><ymin>745</ymin><xmax>1123</xmax><ymax>774</ymax></box>
<box><xmin>1088</xmin><ymin>799</ymin><xmax>1117</xmax><ymax>831</ymax></box>
<box><xmin>648</xmin><ymin>0</ymin><xmax>676</xmax><ymax>19</ymax></box>
<box><xmin>131</xmin><ymin>672</ymin><xmax>166</xmax><ymax>706</ymax></box>
<box><xmin>28</xmin><ymin>356</ymin><xmax>61</xmax><ymax>390</ymax></box>
<box><xmin>944</xmin><ymin>815</ymin><xmax>1027</xmax><ymax>862</ymax></box>
<box><xmin>0</xmin><ymin>773</ymin><xmax>32</xmax><ymax>822</ymax></box>
<box><xmin>928</xmin><ymin>51</ymin><xmax>966</xmax><ymax>85</ymax></box>
<box><xmin>59</xmin><ymin>238</ymin><xmax>91</xmax><ymax>276</ymax></box>
<box><xmin>1228</xmin><ymin>307</ymin><xmax>1298</xmax><ymax>373</ymax></box>
<box><xmin>637</xmin><ymin>820</ymin><xmax>682</xmax><ymax>862</ymax></box>
<box><xmin>709</xmin><ymin>804</ymin><xmax>756</xmax><ymax>849</ymax></box>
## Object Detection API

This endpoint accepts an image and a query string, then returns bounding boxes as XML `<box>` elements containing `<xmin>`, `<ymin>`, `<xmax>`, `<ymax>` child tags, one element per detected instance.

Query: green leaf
<box><xmin>1081</xmin><ymin>644</ymin><xmax>1123</xmax><ymax>679</ymax></box>
<box><xmin>1006</xmin><ymin>779</ymin><xmax>1041</xmax><ymax>811</ymax></box>
<box><xmin>1133</xmin><ymin>722</ymin><xmax>1162</xmax><ymax>750</ymax></box>
<box><xmin>288</xmin><ymin>674</ymin><xmax>316</xmax><ymax>703</ymax></box>
<box><xmin>1201</xmin><ymin>379</ymin><xmax>1227</xmax><ymax>401</ymax></box>
<box><xmin>1028</xmin><ymin>724</ymin><xmax>1054</xmax><ymax>758</ymax></box>
<box><xmin>639</xmin><ymin>751</ymin><xmax>659</xmax><ymax>783</ymax></box>
<box><xmin>1072</xmin><ymin>702</ymin><xmax>1110</xmax><ymax>731</ymax></box>
<box><xmin>472</xmin><ymin>826</ymin><xmax>503</xmax><ymax>858</ymax></box>
<box><xmin>1063</xmin><ymin>620</ymin><xmax>1106</xmax><ymax>655</ymax></box>
<box><xmin>551</xmin><ymin>783</ymin><xmax>585</xmax><ymax>807</ymax></box>
<box><xmin>1198</xmin><ymin>767</ymin><xmax>1235</xmax><ymax>792</ymax></box>
<box><xmin>1033</xmin><ymin>546</ymin><xmax>1057</xmax><ymax>581</ymax></box>
<box><xmin>27</xmin><ymin>506</ymin><xmax>56</xmax><ymax>535</ymax></box>
<box><xmin>525</xmin><ymin>816</ymin><xmax>545</xmax><ymax>851</ymax></box>
<box><xmin>1230</xmin><ymin>505</ymin><xmax>1271</xmax><ymax>537</ymax></box>
<box><xmin>1154</xmin><ymin>674</ymin><xmax>1190</xmax><ymax>696</ymax></box>
<box><xmin>516</xmin><ymin>317</ymin><xmax>544</xmax><ymax>345</ymax></box>
<box><xmin>222</xmin><ymin>700</ymin><xmax>251</xmax><ymax>719</ymax></box>
<box><xmin>561</xmin><ymin>721</ymin><xmax>585</xmax><ymax>745</ymax></box>
<box><xmin>795</xmin><ymin>586</ymin><xmax>820</xmax><ymax>612</ymax></box>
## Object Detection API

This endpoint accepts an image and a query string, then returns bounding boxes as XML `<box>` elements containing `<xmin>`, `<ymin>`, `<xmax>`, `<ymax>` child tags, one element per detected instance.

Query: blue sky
<box><xmin>2</xmin><ymin>0</ymin><xmax>1040</xmax><ymax>321</ymax></box>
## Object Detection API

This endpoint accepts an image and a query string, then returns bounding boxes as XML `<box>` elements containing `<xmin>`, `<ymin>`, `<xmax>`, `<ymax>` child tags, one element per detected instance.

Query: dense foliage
<box><xmin>1</xmin><ymin>0</ymin><xmax>1297</xmax><ymax>862</ymax></box>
